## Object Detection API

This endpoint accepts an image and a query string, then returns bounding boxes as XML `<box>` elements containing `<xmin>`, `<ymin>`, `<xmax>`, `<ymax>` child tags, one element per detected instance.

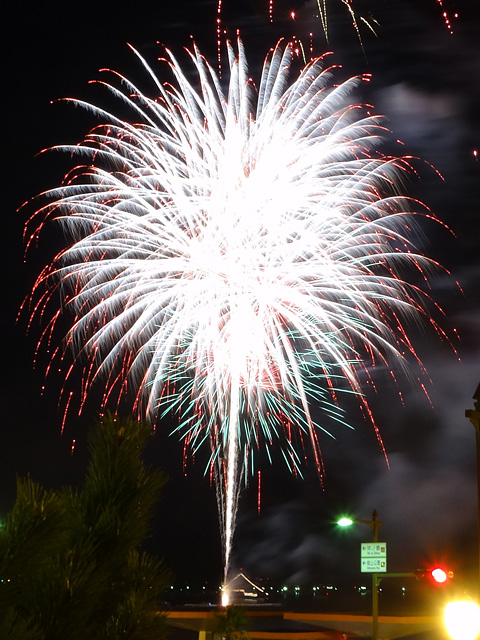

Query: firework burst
<box><xmin>26</xmin><ymin>39</ymin><xmax>445</xmax><ymax>579</ymax></box>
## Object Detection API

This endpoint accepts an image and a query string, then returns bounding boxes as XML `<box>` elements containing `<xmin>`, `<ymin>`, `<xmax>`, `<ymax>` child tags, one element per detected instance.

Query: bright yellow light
<box><xmin>337</xmin><ymin>517</ymin><xmax>354</xmax><ymax>527</ymax></box>
<box><xmin>221</xmin><ymin>591</ymin><xmax>230</xmax><ymax>607</ymax></box>
<box><xmin>444</xmin><ymin>601</ymin><xmax>480</xmax><ymax>640</ymax></box>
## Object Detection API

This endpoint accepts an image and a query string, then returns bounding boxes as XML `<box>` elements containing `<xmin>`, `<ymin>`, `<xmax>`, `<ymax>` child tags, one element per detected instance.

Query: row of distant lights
<box><xmin>168</xmin><ymin>585</ymin><xmax>354</xmax><ymax>592</ymax></box>
<box><xmin>0</xmin><ymin>581</ymin><xmax>368</xmax><ymax>595</ymax></box>
<box><xmin>2</xmin><ymin>581</ymin><xmax>407</xmax><ymax>595</ymax></box>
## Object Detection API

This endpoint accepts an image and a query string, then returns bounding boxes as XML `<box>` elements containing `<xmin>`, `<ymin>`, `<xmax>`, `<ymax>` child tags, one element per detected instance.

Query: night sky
<box><xmin>2</xmin><ymin>0</ymin><xmax>480</xmax><ymax>597</ymax></box>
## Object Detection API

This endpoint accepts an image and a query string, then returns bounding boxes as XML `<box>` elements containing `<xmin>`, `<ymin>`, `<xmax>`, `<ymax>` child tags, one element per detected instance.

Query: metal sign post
<box><xmin>358</xmin><ymin>511</ymin><xmax>384</xmax><ymax>640</ymax></box>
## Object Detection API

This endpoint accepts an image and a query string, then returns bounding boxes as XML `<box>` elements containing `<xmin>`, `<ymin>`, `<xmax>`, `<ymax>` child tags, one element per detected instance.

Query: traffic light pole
<box><xmin>372</xmin><ymin>511</ymin><xmax>379</xmax><ymax>640</ymax></box>
<box><xmin>367</xmin><ymin>510</ymin><xmax>381</xmax><ymax>640</ymax></box>
<box><xmin>372</xmin><ymin>571</ymin><xmax>419</xmax><ymax>631</ymax></box>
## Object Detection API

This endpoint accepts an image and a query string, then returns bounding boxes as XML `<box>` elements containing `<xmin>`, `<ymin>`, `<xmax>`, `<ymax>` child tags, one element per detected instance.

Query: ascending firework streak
<box><xmin>26</xmin><ymin>40</ymin><xmax>445</xmax><ymax>582</ymax></box>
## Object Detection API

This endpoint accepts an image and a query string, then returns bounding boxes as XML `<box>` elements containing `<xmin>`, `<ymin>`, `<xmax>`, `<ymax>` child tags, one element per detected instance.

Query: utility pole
<box><xmin>371</xmin><ymin>510</ymin><xmax>380</xmax><ymax>640</ymax></box>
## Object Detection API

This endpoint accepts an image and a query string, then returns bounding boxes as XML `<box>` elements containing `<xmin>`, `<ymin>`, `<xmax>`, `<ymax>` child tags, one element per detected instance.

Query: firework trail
<box><xmin>26</xmin><ymin>39</ymin><xmax>445</xmax><ymax>583</ymax></box>
<box><xmin>215</xmin><ymin>0</ymin><xmax>379</xmax><ymax>63</ymax></box>
<box><xmin>215</xmin><ymin>0</ymin><xmax>457</xmax><ymax>55</ymax></box>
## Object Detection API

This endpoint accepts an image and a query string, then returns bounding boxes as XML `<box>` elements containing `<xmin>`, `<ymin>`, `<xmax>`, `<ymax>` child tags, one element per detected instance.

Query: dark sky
<box><xmin>2</xmin><ymin>0</ymin><xmax>480</xmax><ymax>597</ymax></box>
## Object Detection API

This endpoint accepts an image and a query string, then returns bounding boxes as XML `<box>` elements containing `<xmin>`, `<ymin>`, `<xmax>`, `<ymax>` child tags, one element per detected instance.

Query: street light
<box><xmin>337</xmin><ymin>511</ymin><xmax>382</xmax><ymax>541</ymax></box>
<box><xmin>337</xmin><ymin>510</ymin><xmax>382</xmax><ymax>640</ymax></box>
<box><xmin>465</xmin><ymin>383</ymin><xmax>480</xmax><ymax>598</ymax></box>
<box><xmin>337</xmin><ymin>517</ymin><xmax>354</xmax><ymax>527</ymax></box>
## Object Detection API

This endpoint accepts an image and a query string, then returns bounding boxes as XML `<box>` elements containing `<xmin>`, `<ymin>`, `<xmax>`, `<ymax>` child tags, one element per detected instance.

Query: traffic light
<box><xmin>431</xmin><ymin>567</ymin><xmax>450</xmax><ymax>584</ymax></box>
<box><xmin>415</xmin><ymin>566</ymin><xmax>454</xmax><ymax>585</ymax></box>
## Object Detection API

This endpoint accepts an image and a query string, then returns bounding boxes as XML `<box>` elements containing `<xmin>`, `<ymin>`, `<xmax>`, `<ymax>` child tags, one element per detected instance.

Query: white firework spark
<box><xmin>26</xmin><ymin>39</ymin><xmax>445</xmax><ymax>579</ymax></box>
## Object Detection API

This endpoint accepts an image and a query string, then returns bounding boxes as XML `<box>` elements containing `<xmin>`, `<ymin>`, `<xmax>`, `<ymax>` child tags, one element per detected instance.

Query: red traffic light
<box><xmin>430</xmin><ymin>567</ymin><xmax>454</xmax><ymax>584</ymax></box>
<box><xmin>414</xmin><ymin>566</ymin><xmax>454</xmax><ymax>584</ymax></box>
<box><xmin>431</xmin><ymin>567</ymin><xmax>448</xmax><ymax>583</ymax></box>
